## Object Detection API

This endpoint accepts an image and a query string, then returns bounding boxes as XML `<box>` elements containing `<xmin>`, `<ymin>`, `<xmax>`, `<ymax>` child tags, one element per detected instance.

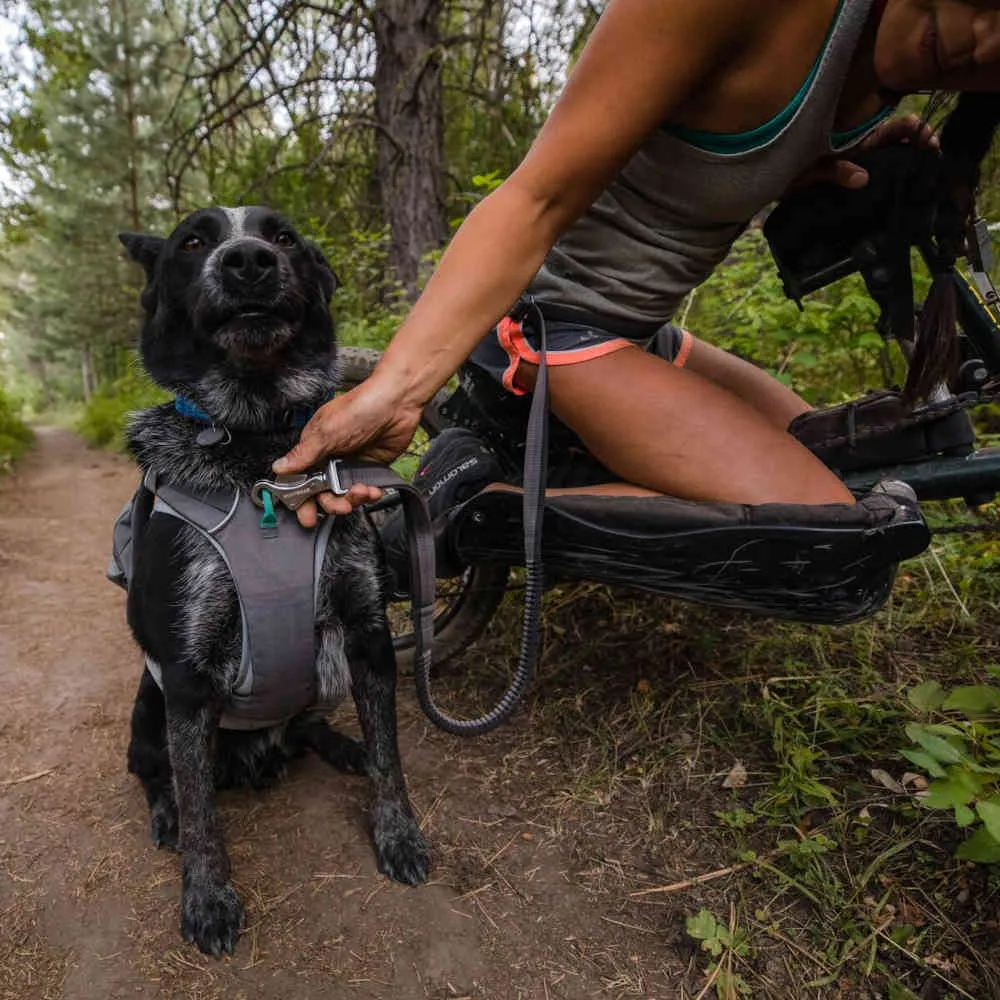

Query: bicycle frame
<box><xmin>845</xmin><ymin>269</ymin><xmax>1000</xmax><ymax>501</ymax></box>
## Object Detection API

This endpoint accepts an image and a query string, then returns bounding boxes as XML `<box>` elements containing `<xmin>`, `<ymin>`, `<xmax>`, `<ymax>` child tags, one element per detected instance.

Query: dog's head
<box><xmin>120</xmin><ymin>207</ymin><xmax>338</xmax><ymax>422</ymax></box>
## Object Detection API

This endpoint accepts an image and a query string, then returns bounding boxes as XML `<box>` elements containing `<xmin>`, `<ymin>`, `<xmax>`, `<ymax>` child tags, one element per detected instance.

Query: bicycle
<box><xmin>338</xmin><ymin>145</ymin><xmax>1000</xmax><ymax>731</ymax></box>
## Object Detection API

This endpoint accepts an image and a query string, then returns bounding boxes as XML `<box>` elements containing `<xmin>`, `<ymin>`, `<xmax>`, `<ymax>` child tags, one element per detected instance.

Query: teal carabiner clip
<box><xmin>259</xmin><ymin>488</ymin><xmax>278</xmax><ymax>529</ymax></box>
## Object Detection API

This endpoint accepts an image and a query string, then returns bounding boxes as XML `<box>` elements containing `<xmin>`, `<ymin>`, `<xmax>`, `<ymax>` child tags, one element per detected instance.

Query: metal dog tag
<box><xmin>196</xmin><ymin>426</ymin><xmax>230</xmax><ymax>447</ymax></box>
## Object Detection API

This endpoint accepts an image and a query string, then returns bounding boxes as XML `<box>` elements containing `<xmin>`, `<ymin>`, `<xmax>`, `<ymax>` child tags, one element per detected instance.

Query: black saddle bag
<box><xmin>450</xmin><ymin>486</ymin><xmax>929</xmax><ymax>625</ymax></box>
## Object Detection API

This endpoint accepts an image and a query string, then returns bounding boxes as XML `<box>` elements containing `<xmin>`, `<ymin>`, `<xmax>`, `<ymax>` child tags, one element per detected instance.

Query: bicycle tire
<box><xmin>337</xmin><ymin>345</ymin><xmax>509</xmax><ymax>670</ymax></box>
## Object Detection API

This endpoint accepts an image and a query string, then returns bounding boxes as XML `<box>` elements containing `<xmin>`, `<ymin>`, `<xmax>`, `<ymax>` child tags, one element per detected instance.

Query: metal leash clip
<box><xmin>251</xmin><ymin>459</ymin><xmax>349</xmax><ymax>511</ymax></box>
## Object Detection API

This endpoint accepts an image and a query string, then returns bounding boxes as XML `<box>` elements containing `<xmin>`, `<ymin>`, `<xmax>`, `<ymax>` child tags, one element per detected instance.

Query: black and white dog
<box><xmin>119</xmin><ymin>207</ymin><xmax>428</xmax><ymax>957</ymax></box>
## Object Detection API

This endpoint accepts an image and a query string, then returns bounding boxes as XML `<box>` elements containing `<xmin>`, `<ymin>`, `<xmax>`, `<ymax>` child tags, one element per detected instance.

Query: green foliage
<box><xmin>0</xmin><ymin>0</ymin><xmax>184</xmax><ymax>407</ymax></box>
<box><xmin>684</xmin><ymin>229</ymin><xmax>926</xmax><ymax>404</ymax></box>
<box><xmin>902</xmin><ymin>668</ymin><xmax>1000</xmax><ymax>862</ymax></box>
<box><xmin>743</xmin><ymin>674</ymin><xmax>853</xmax><ymax>814</ymax></box>
<box><xmin>0</xmin><ymin>385</ymin><xmax>33</xmax><ymax>471</ymax></box>
<box><xmin>76</xmin><ymin>364</ymin><xmax>169</xmax><ymax>451</ymax></box>
<box><xmin>686</xmin><ymin>909</ymin><xmax>753</xmax><ymax>998</ymax></box>
<box><xmin>308</xmin><ymin>224</ymin><xmax>408</xmax><ymax>351</ymax></box>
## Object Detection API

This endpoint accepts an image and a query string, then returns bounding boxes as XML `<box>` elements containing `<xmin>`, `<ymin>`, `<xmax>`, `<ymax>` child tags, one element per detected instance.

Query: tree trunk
<box><xmin>114</xmin><ymin>0</ymin><xmax>143</xmax><ymax>231</ymax></box>
<box><xmin>81</xmin><ymin>343</ymin><xmax>94</xmax><ymax>403</ymax></box>
<box><xmin>373</xmin><ymin>0</ymin><xmax>446</xmax><ymax>302</ymax></box>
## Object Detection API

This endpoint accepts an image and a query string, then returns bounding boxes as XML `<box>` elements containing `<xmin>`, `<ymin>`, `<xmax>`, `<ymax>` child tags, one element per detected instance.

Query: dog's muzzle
<box><xmin>220</xmin><ymin>240</ymin><xmax>280</xmax><ymax>297</ymax></box>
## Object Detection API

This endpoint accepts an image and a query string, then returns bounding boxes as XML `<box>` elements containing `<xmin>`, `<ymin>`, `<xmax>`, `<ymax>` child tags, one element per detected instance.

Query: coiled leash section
<box><xmin>404</xmin><ymin>296</ymin><xmax>552</xmax><ymax>736</ymax></box>
<box><xmin>407</xmin><ymin>297</ymin><xmax>551</xmax><ymax>736</ymax></box>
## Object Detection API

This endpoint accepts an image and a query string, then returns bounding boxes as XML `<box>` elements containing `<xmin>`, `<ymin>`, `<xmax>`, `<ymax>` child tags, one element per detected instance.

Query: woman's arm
<box><xmin>373</xmin><ymin>0</ymin><xmax>760</xmax><ymax>408</ymax></box>
<box><xmin>276</xmin><ymin>0</ymin><xmax>767</xmax><ymax>510</ymax></box>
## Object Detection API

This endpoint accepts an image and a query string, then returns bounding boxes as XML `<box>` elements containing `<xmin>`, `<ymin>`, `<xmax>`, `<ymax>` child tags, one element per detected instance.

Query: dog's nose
<box><xmin>221</xmin><ymin>242</ymin><xmax>278</xmax><ymax>288</ymax></box>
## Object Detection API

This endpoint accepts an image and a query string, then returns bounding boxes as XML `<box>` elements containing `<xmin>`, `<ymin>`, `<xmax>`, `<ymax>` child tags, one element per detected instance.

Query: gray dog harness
<box><xmin>109</xmin><ymin>463</ymin><xmax>436</xmax><ymax>731</ymax></box>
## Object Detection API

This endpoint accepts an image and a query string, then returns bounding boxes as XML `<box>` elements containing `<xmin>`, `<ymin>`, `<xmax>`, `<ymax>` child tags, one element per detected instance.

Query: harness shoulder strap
<box><xmin>107</xmin><ymin>474</ymin><xmax>156</xmax><ymax>591</ymax></box>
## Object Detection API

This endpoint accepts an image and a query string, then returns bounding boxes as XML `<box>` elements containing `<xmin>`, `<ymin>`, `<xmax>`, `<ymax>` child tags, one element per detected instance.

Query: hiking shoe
<box><xmin>380</xmin><ymin>428</ymin><xmax>503</xmax><ymax>593</ymax></box>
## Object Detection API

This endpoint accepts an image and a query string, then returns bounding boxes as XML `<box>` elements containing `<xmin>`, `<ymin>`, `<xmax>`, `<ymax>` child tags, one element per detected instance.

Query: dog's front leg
<box><xmin>347</xmin><ymin>626</ymin><xmax>430</xmax><ymax>885</ymax></box>
<box><xmin>164</xmin><ymin>688</ymin><xmax>244</xmax><ymax>956</ymax></box>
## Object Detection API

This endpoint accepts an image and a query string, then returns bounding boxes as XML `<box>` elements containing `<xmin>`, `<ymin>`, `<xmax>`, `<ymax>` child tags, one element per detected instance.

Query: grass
<box><xmin>0</xmin><ymin>385</ymin><xmax>33</xmax><ymax>473</ymax></box>
<box><xmin>427</xmin><ymin>508</ymin><xmax>1000</xmax><ymax>999</ymax></box>
<box><xmin>76</xmin><ymin>365</ymin><xmax>170</xmax><ymax>451</ymax></box>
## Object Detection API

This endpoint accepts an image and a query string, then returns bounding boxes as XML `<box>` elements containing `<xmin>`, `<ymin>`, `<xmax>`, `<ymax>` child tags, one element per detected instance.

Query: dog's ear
<box><xmin>308</xmin><ymin>242</ymin><xmax>339</xmax><ymax>301</ymax></box>
<box><xmin>118</xmin><ymin>232</ymin><xmax>165</xmax><ymax>281</ymax></box>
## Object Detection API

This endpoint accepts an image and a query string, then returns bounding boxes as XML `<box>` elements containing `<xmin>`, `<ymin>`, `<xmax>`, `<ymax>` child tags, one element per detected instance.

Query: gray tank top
<box><xmin>528</xmin><ymin>0</ymin><xmax>884</xmax><ymax>327</ymax></box>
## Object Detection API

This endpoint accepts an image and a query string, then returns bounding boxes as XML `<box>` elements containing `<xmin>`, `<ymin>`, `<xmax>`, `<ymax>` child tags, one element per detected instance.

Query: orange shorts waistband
<box><xmin>495</xmin><ymin>317</ymin><xmax>693</xmax><ymax>396</ymax></box>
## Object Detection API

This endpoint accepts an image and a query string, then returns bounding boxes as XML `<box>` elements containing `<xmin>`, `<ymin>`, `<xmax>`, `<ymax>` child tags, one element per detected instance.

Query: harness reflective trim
<box><xmin>149</xmin><ymin>477</ymin><xmax>336</xmax><ymax>729</ymax></box>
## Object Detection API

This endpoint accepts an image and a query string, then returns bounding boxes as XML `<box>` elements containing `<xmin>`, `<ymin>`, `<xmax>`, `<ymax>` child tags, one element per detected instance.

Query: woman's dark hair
<box><xmin>906</xmin><ymin>93</ymin><xmax>1000</xmax><ymax>399</ymax></box>
<box><xmin>938</xmin><ymin>93</ymin><xmax>1000</xmax><ymax>194</ymax></box>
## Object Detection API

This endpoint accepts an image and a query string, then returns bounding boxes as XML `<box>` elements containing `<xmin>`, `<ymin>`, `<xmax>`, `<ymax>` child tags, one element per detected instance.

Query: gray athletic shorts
<box><xmin>469</xmin><ymin>315</ymin><xmax>693</xmax><ymax>396</ymax></box>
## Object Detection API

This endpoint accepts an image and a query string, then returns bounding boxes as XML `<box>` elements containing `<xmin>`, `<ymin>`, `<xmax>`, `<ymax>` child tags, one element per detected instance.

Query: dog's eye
<box><xmin>273</xmin><ymin>231</ymin><xmax>296</xmax><ymax>248</ymax></box>
<box><xmin>181</xmin><ymin>235</ymin><xmax>205</xmax><ymax>252</ymax></box>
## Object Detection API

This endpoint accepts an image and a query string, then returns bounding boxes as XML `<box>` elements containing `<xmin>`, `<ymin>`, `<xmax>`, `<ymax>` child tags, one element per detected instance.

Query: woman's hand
<box><xmin>272</xmin><ymin>373</ymin><xmax>424</xmax><ymax>527</ymax></box>
<box><xmin>791</xmin><ymin>112</ymin><xmax>940</xmax><ymax>191</ymax></box>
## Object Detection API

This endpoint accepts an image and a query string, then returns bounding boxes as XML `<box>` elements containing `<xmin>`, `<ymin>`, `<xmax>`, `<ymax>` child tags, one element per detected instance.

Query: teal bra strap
<box><xmin>830</xmin><ymin>105</ymin><xmax>894</xmax><ymax>149</ymax></box>
<box><xmin>664</xmin><ymin>73</ymin><xmax>820</xmax><ymax>156</ymax></box>
<box><xmin>663</xmin><ymin>0</ymin><xmax>864</xmax><ymax>156</ymax></box>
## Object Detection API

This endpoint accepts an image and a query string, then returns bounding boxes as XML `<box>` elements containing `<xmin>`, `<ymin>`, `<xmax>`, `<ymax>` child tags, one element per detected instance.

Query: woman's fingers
<box><xmin>274</xmin><ymin>376</ymin><xmax>422</xmax><ymax>476</ymax></box>
<box><xmin>271</xmin><ymin>373</ymin><xmax>425</xmax><ymax>529</ymax></box>
<box><xmin>292</xmin><ymin>484</ymin><xmax>385</xmax><ymax>528</ymax></box>
<box><xmin>294</xmin><ymin>498</ymin><xmax>321</xmax><ymax>528</ymax></box>
<box><xmin>789</xmin><ymin>156</ymin><xmax>869</xmax><ymax>191</ymax></box>
<box><xmin>863</xmin><ymin>112</ymin><xmax>940</xmax><ymax>150</ymax></box>
<box><xmin>273</xmin><ymin>403</ymin><xmax>340</xmax><ymax>474</ymax></box>
<box><xmin>317</xmin><ymin>484</ymin><xmax>384</xmax><ymax>515</ymax></box>
<box><xmin>788</xmin><ymin>114</ymin><xmax>941</xmax><ymax>194</ymax></box>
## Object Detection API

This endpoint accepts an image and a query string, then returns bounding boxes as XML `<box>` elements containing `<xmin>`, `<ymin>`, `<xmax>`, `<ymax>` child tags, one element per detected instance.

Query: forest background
<box><xmin>4</xmin><ymin>0</ymin><xmax>996</xmax><ymax>442</ymax></box>
<box><xmin>5</xmin><ymin>5</ymin><xmax>1000</xmax><ymax>997</ymax></box>
<box><xmin>0</xmin><ymin>0</ymin><xmax>600</xmax><ymax>444</ymax></box>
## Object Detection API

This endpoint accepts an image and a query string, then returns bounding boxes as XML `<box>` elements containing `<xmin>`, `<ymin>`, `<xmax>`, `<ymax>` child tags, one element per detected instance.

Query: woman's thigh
<box><xmin>682</xmin><ymin>335</ymin><xmax>813</xmax><ymax>430</ymax></box>
<box><xmin>514</xmin><ymin>344</ymin><xmax>853</xmax><ymax>505</ymax></box>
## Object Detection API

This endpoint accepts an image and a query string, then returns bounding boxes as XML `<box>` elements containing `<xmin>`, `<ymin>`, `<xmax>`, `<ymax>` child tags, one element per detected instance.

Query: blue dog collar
<box><xmin>175</xmin><ymin>395</ymin><xmax>214</xmax><ymax>423</ymax></box>
<box><xmin>174</xmin><ymin>394</ymin><xmax>329</xmax><ymax>430</ymax></box>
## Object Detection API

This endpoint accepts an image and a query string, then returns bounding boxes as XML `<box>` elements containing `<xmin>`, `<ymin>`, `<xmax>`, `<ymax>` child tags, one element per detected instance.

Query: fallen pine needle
<box><xmin>876</xmin><ymin>928</ymin><xmax>977</xmax><ymax>1000</ymax></box>
<box><xmin>693</xmin><ymin>953</ymin><xmax>723</xmax><ymax>1000</ymax></box>
<box><xmin>1</xmin><ymin>768</ymin><xmax>56</xmax><ymax>788</ymax></box>
<box><xmin>630</xmin><ymin>860</ymin><xmax>753</xmax><ymax>896</ymax></box>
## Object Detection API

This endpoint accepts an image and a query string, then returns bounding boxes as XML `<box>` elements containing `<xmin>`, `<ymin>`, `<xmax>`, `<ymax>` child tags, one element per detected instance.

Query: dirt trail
<box><xmin>0</xmin><ymin>428</ymin><xmax>679</xmax><ymax>1000</ymax></box>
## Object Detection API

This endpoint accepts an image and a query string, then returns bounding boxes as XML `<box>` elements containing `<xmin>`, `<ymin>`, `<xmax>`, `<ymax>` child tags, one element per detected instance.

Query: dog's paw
<box><xmin>373</xmin><ymin>801</ymin><xmax>430</xmax><ymax>886</ymax></box>
<box><xmin>330</xmin><ymin>735</ymin><xmax>368</xmax><ymax>775</ymax></box>
<box><xmin>150</xmin><ymin>798</ymin><xmax>179</xmax><ymax>851</ymax></box>
<box><xmin>303</xmin><ymin>725</ymin><xmax>368</xmax><ymax>774</ymax></box>
<box><xmin>180</xmin><ymin>881</ymin><xmax>244</xmax><ymax>958</ymax></box>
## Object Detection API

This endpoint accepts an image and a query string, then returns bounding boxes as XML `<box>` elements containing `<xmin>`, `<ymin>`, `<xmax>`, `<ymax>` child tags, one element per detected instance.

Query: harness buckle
<box><xmin>251</xmin><ymin>459</ymin><xmax>350</xmax><ymax>512</ymax></box>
